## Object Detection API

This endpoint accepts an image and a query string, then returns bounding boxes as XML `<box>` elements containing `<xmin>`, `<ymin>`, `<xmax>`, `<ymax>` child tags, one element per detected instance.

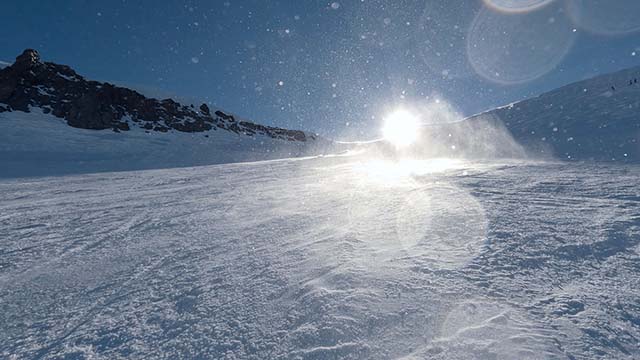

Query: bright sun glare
<box><xmin>381</xmin><ymin>110</ymin><xmax>421</xmax><ymax>147</ymax></box>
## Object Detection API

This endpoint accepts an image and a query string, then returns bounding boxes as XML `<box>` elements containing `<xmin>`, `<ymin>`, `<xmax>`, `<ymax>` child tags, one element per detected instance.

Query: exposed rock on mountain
<box><xmin>0</xmin><ymin>49</ymin><xmax>315</xmax><ymax>142</ymax></box>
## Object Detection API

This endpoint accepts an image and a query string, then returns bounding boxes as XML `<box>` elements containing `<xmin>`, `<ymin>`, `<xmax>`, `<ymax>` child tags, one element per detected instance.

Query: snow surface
<box><xmin>0</xmin><ymin>108</ymin><xmax>334</xmax><ymax>178</ymax></box>
<box><xmin>468</xmin><ymin>66</ymin><xmax>640</xmax><ymax>162</ymax></box>
<box><xmin>1</xmin><ymin>155</ymin><xmax>639</xmax><ymax>359</ymax></box>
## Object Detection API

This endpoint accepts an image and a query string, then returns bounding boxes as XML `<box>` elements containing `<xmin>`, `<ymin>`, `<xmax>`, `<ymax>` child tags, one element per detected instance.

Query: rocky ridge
<box><xmin>0</xmin><ymin>49</ymin><xmax>315</xmax><ymax>142</ymax></box>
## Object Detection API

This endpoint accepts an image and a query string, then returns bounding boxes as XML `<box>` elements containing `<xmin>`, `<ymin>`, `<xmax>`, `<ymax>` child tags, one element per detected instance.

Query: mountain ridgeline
<box><xmin>0</xmin><ymin>48</ymin><xmax>639</xmax><ymax>172</ymax></box>
<box><xmin>0</xmin><ymin>49</ymin><xmax>314</xmax><ymax>142</ymax></box>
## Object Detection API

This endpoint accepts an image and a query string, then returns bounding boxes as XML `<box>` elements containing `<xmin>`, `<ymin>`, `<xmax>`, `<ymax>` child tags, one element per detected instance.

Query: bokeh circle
<box><xmin>466</xmin><ymin>3</ymin><xmax>576</xmax><ymax>84</ymax></box>
<box><xmin>567</xmin><ymin>0</ymin><xmax>640</xmax><ymax>36</ymax></box>
<box><xmin>483</xmin><ymin>0</ymin><xmax>555</xmax><ymax>14</ymax></box>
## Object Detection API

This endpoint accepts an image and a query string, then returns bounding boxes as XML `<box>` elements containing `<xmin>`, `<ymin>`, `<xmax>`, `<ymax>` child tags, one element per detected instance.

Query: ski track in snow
<box><xmin>1</xmin><ymin>157</ymin><xmax>639</xmax><ymax>359</ymax></box>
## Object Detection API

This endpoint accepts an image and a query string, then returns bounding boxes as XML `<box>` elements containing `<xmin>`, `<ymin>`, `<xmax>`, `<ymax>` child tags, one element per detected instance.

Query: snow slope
<box><xmin>0</xmin><ymin>108</ymin><xmax>335</xmax><ymax>178</ymax></box>
<box><xmin>1</xmin><ymin>155</ymin><xmax>639</xmax><ymax>359</ymax></box>
<box><xmin>466</xmin><ymin>66</ymin><xmax>640</xmax><ymax>161</ymax></box>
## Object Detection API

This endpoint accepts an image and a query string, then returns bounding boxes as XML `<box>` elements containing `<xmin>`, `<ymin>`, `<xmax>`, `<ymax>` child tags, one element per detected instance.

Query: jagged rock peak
<box><xmin>15</xmin><ymin>49</ymin><xmax>41</xmax><ymax>70</ymax></box>
<box><xmin>0</xmin><ymin>49</ymin><xmax>316</xmax><ymax>142</ymax></box>
<box><xmin>200</xmin><ymin>103</ymin><xmax>210</xmax><ymax>116</ymax></box>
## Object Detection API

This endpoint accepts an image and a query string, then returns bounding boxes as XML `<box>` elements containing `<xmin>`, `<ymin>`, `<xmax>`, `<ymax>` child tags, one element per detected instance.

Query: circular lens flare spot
<box><xmin>466</xmin><ymin>3</ymin><xmax>575</xmax><ymax>85</ymax></box>
<box><xmin>567</xmin><ymin>0</ymin><xmax>640</xmax><ymax>35</ymax></box>
<box><xmin>382</xmin><ymin>110</ymin><xmax>421</xmax><ymax>147</ymax></box>
<box><xmin>483</xmin><ymin>0</ymin><xmax>554</xmax><ymax>13</ymax></box>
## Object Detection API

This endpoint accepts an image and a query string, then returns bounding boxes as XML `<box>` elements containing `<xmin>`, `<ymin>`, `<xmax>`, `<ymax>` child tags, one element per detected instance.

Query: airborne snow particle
<box><xmin>331</xmin><ymin>2</ymin><xmax>340</xmax><ymax>10</ymax></box>
<box><xmin>278</xmin><ymin>81</ymin><xmax>284</xmax><ymax>86</ymax></box>
<box><xmin>191</xmin><ymin>57</ymin><xmax>199</xmax><ymax>64</ymax></box>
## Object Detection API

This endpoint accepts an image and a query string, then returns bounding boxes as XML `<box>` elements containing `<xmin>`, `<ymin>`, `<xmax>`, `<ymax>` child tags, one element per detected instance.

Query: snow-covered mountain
<box><xmin>466</xmin><ymin>66</ymin><xmax>640</xmax><ymax>162</ymax></box>
<box><xmin>0</xmin><ymin>49</ymin><xmax>333</xmax><ymax>177</ymax></box>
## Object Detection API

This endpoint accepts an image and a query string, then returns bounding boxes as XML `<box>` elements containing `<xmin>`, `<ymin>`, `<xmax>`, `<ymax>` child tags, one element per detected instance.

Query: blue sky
<box><xmin>2</xmin><ymin>0</ymin><xmax>639</xmax><ymax>139</ymax></box>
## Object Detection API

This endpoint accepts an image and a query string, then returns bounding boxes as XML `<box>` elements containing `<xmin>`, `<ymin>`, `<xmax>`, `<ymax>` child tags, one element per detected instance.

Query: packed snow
<box><xmin>1</xmin><ymin>154</ymin><xmax>639</xmax><ymax>359</ymax></box>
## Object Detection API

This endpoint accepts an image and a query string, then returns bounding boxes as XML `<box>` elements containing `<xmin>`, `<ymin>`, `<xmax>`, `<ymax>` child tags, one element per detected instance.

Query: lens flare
<box><xmin>381</xmin><ymin>110</ymin><xmax>421</xmax><ymax>147</ymax></box>
<box><xmin>567</xmin><ymin>0</ymin><xmax>640</xmax><ymax>36</ymax></box>
<box><xmin>483</xmin><ymin>0</ymin><xmax>555</xmax><ymax>14</ymax></box>
<box><xmin>466</xmin><ymin>3</ymin><xmax>575</xmax><ymax>84</ymax></box>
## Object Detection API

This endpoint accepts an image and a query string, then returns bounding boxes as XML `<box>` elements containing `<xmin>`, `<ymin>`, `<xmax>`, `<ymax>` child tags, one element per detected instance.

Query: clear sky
<box><xmin>2</xmin><ymin>0</ymin><xmax>640</xmax><ymax>139</ymax></box>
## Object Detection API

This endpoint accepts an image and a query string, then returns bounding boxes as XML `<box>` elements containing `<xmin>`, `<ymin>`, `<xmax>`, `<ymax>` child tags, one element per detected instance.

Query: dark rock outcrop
<box><xmin>0</xmin><ymin>49</ymin><xmax>315</xmax><ymax>142</ymax></box>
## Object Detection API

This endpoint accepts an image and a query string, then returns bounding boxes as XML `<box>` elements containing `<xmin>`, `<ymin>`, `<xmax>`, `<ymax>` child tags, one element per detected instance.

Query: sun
<box><xmin>381</xmin><ymin>109</ymin><xmax>421</xmax><ymax>147</ymax></box>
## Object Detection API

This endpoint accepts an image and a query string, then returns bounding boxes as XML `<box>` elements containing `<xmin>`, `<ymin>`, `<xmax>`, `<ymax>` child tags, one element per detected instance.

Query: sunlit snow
<box><xmin>1</xmin><ymin>153</ymin><xmax>639</xmax><ymax>359</ymax></box>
